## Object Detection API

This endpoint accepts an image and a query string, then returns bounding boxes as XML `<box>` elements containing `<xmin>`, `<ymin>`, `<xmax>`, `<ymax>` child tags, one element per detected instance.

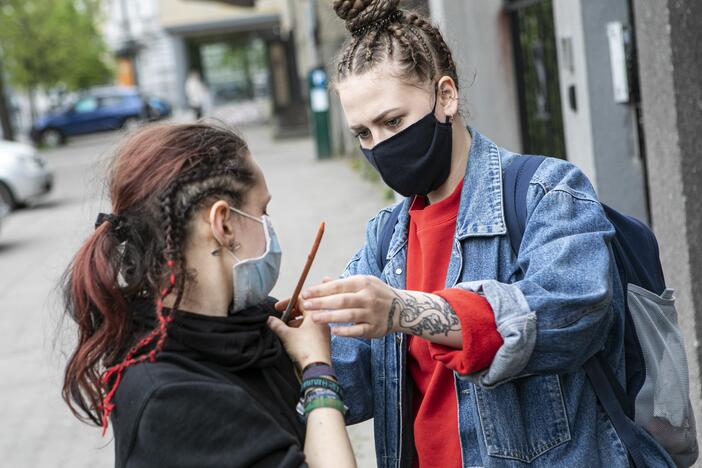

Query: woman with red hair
<box><xmin>61</xmin><ymin>123</ymin><xmax>356</xmax><ymax>467</ymax></box>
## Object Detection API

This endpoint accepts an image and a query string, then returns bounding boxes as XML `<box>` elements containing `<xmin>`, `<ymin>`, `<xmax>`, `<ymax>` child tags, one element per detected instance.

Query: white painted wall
<box><xmin>553</xmin><ymin>0</ymin><xmax>598</xmax><ymax>188</ymax></box>
<box><xmin>429</xmin><ymin>0</ymin><xmax>522</xmax><ymax>152</ymax></box>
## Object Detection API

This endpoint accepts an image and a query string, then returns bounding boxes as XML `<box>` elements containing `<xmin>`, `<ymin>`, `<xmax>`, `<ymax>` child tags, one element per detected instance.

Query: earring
<box><xmin>210</xmin><ymin>247</ymin><xmax>221</xmax><ymax>256</ymax></box>
<box><xmin>233</xmin><ymin>242</ymin><xmax>241</xmax><ymax>251</ymax></box>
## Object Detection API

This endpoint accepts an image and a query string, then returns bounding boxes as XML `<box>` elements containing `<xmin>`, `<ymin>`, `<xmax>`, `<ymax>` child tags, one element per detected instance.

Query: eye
<box><xmin>385</xmin><ymin>117</ymin><xmax>402</xmax><ymax>129</ymax></box>
<box><xmin>354</xmin><ymin>128</ymin><xmax>371</xmax><ymax>140</ymax></box>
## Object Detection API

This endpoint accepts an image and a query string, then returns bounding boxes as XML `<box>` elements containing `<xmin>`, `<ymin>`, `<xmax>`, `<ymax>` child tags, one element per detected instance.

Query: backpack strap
<box><xmin>376</xmin><ymin>203</ymin><xmax>403</xmax><ymax>273</ymax></box>
<box><xmin>584</xmin><ymin>356</ymin><xmax>647</xmax><ymax>467</ymax></box>
<box><xmin>504</xmin><ymin>155</ymin><xmax>645</xmax><ymax>468</ymax></box>
<box><xmin>502</xmin><ymin>155</ymin><xmax>545</xmax><ymax>254</ymax></box>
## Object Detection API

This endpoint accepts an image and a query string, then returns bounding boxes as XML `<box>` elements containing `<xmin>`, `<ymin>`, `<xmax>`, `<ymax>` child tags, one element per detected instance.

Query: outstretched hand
<box><xmin>301</xmin><ymin>275</ymin><xmax>462</xmax><ymax>344</ymax></box>
<box><xmin>300</xmin><ymin>275</ymin><xmax>402</xmax><ymax>338</ymax></box>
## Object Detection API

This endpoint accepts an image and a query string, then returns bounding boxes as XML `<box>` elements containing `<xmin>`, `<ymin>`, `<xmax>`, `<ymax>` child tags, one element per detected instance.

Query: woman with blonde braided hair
<box><xmin>61</xmin><ymin>123</ymin><xmax>357</xmax><ymax>467</ymax></box>
<box><xmin>292</xmin><ymin>1</ymin><xmax>675</xmax><ymax>467</ymax></box>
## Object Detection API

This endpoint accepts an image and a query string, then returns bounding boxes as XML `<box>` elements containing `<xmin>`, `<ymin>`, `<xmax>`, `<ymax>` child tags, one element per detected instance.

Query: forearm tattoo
<box><xmin>389</xmin><ymin>291</ymin><xmax>461</xmax><ymax>337</ymax></box>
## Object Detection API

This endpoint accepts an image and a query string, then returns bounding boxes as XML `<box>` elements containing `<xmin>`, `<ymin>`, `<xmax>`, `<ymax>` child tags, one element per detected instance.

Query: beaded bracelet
<box><xmin>304</xmin><ymin>396</ymin><xmax>347</xmax><ymax>418</ymax></box>
<box><xmin>300</xmin><ymin>377</ymin><xmax>344</xmax><ymax>397</ymax></box>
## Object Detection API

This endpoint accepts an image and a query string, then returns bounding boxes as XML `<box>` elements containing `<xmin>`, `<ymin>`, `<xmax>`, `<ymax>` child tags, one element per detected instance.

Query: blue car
<box><xmin>31</xmin><ymin>87</ymin><xmax>171</xmax><ymax>146</ymax></box>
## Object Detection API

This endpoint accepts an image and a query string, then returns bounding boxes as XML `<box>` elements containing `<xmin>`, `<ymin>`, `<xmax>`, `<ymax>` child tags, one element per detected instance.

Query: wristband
<box><xmin>302</xmin><ymin>361</ymin><xmax>331</xmax><ymax>373</ymax></box>
<box><xmin>304</xmin><ymin>396</ymin><xmax>347</xmax><ymax>418</ymax></box>
<box><xmin>302</xmin><ymin>364</ymin><xmax>337</xmax><ymax>381</ymax></box>
<box><xmin>296</xmin><ymin>389</ymin><xmax>342</xmax><ymax>419</ymax></box>
<box><xmin>300</xmin><ymin>377</ymin><xmax>344</xmax><ymax>397</ymax></box>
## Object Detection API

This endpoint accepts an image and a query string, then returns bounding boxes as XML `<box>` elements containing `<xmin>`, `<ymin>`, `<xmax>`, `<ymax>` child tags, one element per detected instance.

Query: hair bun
<box><xmin>333</xmin><ymin>0</ymin><xmax>401</xmax><ymax>33</ymax></box>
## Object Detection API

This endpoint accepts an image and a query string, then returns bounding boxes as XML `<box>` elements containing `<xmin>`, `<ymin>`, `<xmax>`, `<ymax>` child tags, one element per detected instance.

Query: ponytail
<box><xmin>62</xmin><ymin>221</ymin><xmax>130</xmax><ymax>426</ymax></box>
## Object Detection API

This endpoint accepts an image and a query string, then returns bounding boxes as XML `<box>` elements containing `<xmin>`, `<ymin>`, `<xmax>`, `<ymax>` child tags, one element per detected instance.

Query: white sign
<box><xmin>310</xmin><ymin>88</ymin><xmax>329</xmax><ymax>112</ymax></box>
<box><xmin>607</xmin><ymin>22</ymin><xmax>630</xmax><ymax>103</ymax></box>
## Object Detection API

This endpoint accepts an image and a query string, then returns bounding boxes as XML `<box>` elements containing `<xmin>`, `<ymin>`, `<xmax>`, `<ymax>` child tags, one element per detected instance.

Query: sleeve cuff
<box><xmin>429</xmin><ymin>289</ymin><xmax>503</xmax><ymax>375</ymax></box>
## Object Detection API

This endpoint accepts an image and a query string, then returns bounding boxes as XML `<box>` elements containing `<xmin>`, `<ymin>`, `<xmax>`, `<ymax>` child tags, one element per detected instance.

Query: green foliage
<box><xmin>0</xmin><ymin>0</ymin><xmax>112</xmax><ymax>93</ymax></box>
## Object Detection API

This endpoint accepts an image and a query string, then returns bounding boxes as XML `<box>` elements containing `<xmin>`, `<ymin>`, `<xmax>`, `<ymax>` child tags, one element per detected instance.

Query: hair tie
<box><xmin>350</xmin><ymin>10</ymin><xmax>403</xmax><ymax>37</ymax></box>
<box><xmin>95</xmin><ymin>212</ymin><xmax>128</xmax><ymax>241</ymax></box>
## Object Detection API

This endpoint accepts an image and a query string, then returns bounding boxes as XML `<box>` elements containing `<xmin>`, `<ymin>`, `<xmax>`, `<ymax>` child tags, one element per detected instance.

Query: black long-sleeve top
<box><xmin>110</xmin><ymin>299</ymin><xmax>307</xmax><ymax>468</ymax></box>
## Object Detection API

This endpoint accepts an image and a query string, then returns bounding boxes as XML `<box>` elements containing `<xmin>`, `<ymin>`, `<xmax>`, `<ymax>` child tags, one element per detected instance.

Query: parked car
<box><xmin>0</xmin><ymin>139</ymin><xmax>53</xmax><ymax>210</ymax></box>
<box><xmin>30</xmin><ymin>87</ymin><xmax>172</xmax><ymax>146</ymax></box>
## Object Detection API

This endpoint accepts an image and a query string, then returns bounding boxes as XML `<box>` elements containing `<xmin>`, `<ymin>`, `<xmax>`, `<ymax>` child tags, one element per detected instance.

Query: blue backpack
<box><xmin>377</xmin><ymin>156</ymin><xmax>697</xmax><ymax>467</ymax></box>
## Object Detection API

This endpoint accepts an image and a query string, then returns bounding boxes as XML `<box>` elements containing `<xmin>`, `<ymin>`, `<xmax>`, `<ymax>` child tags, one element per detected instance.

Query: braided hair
<box><xmin>62</xmin><ymin>123</ymin><xmax>255</xmax><ymax>431</ymax></box>
<box><xmin>332</xmin><ymin>0</ymin><xmax>459</xmax><ymax>92</ymax></box>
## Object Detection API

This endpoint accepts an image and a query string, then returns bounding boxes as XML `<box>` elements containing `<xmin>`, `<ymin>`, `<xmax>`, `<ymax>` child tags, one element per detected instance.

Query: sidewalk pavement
<box><xmin>0</xmin><ymin>125</ymin><xmax>384</xmax><ymax>467</ymax></box>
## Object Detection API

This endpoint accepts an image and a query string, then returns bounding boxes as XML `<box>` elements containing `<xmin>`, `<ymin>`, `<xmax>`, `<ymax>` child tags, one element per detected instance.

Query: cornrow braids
<box><xmin>405</xmin><ymin>12</ymin><xmax>459</xmax><ymax>87</ymax></box>
<box><xmin>97</xmin><ymin>145</ymin><xmax>254</xmax><ymax>433</ymax></box>
<box><xmin>332</xmin><ymin>3</ymin><xmax>459</xmax><ymax>93</ymax></box>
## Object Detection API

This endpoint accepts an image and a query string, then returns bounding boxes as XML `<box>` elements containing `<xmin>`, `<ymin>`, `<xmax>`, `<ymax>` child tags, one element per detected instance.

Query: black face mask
<box><xmin>360</xmin><ymin>91</ymin><xmax>453</xmax><ymax>197</ymax></box>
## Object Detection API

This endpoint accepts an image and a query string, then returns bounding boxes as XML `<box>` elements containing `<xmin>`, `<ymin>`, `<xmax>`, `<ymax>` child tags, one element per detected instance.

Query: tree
<box><xmin>0</xmin><ymin>0</ymin><xmax>112</xmax><ymax>119</ymax></box>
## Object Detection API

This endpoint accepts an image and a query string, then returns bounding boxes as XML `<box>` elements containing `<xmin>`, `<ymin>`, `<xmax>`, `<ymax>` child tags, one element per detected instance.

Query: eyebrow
<box><xmin>349</xmin><ymin>108</ymin><xmax>403</xmax><ymax>132</ymax></box>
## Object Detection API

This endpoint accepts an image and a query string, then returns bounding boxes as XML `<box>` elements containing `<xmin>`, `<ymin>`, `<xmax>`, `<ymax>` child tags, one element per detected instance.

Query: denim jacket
<box><xmin>332</xmin><ymin>130</ymin><xmax>673</xmax><ymax>467</ymax></box>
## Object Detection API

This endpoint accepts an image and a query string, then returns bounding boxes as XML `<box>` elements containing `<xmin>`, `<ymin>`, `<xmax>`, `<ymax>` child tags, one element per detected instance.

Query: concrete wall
<box><xmin>580</xmin><ymin>0</ymin><xmax>648</xmax><ymax>221</ymax></box>
<box><xmin>554</xmin><ymin>0</ymin><xmax>648</xmax><ymax>221</ymax></box>
<box><xmin>633</xmin><ymin>0</ymin><xmax>702</xmax><ymax>451</ymax></box>
<box><xmin>428</xmin><ymin>0</ymin><xmax>522</xmax><ymax>152</ymax></box>
<box><xmin>553</xmin><ymin>0</ymin><xmax>597</xmax><ymax>187</ymax></box>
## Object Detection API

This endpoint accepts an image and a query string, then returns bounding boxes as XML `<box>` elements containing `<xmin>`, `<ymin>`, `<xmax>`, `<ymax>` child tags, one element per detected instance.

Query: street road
<box><xmin>0</xmin><ymin>126</ymin><xmax>383</xmax><ymax>467</ymax></box>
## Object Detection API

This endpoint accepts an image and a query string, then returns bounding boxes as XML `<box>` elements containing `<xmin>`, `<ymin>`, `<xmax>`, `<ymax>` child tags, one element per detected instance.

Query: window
<box><xmin>99</xmin><ymin>96</ymin><xmax>127</xmax><ymax>108</ymax></box>
<box><xmin>73</xmin><ymin>97</ymin><xmax>98</xmax><ymax>113</ymax></box>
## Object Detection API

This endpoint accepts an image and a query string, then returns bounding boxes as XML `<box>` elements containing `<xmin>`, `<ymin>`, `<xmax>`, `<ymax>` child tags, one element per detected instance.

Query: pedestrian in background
<box><xmin>185</xmin><ymin>70</ymin><xmax>212</xmax><ymax>119</ymax></box>
<box><xmin>297</xmin><ymin>1</ymin><xmax>675</xmax><ymax>467</ymax></box>
<box><xmin>60</xmin><ymin>123</ymin><xmax>356</xmax><ymax>467</ymax></box>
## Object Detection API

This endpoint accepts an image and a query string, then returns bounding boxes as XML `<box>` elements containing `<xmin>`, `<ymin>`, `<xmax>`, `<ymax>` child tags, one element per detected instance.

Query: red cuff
<box><xmin>429</xmin><ymin>289</ymin><xmax>503</xmax><ymax>375</ymax></box>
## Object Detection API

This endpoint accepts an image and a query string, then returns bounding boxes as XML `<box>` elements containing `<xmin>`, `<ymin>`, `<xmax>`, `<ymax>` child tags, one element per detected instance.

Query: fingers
<box><xmin>274</xmin><ymin>298</ymin><xmax>290</xmax><ymax>312</ymax></box>
<box><xmin>277</xmin><ymin>276</ymin><xmax>333</xmax><ymax>312</ymax></box>
<box><xmin>267</xmin><ymin>316</ymin><xmax>289</xmax><ymax>339</ymax></box>
<box><xmin>311</xmin><ymin>308</ymin><xmax>367</xmax><ymax>325</ymax></box>
<box><xmin>288</xmin><ymin>316</ymin><xmax>303</xmax><ymax>329</ymax></box>
<box><xmin>302</xmin><ymin>275</ymin><xmax>372</xmax><ymax>299</ymax></box>
<box><xmin>331</xmin><ymin>323</ymin><xmax>373</xmax><ymax>338</ymax></box>
<box><xmin>303</xmin><ymin>292</ymin><xmax>365</xmax><ymax>311</ymax></box>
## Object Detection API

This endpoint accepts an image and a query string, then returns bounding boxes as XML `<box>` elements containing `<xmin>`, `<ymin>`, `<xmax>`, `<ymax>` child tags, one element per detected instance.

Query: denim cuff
<box><xmin>452</xmin><ymin>280</ymin><xmax>537</xmax><ymax>388</ymax></box>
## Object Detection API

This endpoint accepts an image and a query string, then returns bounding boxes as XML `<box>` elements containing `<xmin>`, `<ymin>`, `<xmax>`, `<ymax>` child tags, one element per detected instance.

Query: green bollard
<box><xmin>308</xmin><ymin>67</ymin><xmax>332</xmax><ymax>159</ymax></box>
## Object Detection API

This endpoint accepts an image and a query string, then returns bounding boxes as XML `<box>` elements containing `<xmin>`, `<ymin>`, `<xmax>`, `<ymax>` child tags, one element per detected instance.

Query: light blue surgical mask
<box><xmin>225</xmin><ymin>206</ymin><xmax>282</xmax><ymax>313</ymax></box>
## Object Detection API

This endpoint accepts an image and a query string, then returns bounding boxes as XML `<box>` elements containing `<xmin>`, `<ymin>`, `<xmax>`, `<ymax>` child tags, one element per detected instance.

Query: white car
<box><xmin>0</xmin><ymin>140</ymin><xmax>53</xmax><ymax>212</ymax></box>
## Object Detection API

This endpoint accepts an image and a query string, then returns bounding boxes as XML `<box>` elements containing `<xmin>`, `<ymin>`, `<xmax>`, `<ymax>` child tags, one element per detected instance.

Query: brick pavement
<box><xmin>0</xmin><ymin>126</ymin><xmax>384</xmax><ymax>467</ymax></box>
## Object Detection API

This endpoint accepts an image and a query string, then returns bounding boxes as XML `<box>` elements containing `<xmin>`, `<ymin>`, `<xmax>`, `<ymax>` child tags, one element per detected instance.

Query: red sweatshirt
<box><xmin>406</xmin><ymin>180</ymin><xmax>503</xmax><ymax>468</ymax></box>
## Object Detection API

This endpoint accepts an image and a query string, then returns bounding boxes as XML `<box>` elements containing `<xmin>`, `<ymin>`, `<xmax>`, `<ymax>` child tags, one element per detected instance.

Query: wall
<box><xmin>428</xmin><ymin>0</ymin><xmax>522</xmax><ymax>152</ymax></box>
<box><xmin>633</xmin><ymin>0</ymin><xmax>702</xmax><ymax>451</ymax></box>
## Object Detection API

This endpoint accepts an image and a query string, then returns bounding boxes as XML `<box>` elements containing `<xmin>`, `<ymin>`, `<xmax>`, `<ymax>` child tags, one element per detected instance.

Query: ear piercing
<box><xmin>210</xmin><ymin>242</ymin><xmax>241</xmax><ymax>256</ymax></box>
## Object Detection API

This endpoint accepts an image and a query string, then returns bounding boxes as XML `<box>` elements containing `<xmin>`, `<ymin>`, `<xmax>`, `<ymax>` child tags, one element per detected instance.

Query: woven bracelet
<box><xmin>300</xmin><ymin>377</ymin><xmax>344</xmax><ymax>397</ymax></box>
<box><xmin>296</xmin><ymin>389</ymin><xmax>338</xmax><ymax>419</ymax></box>
<box><xmin>302</xmin><ymin>365</ymin><xmax>338</xmax><ymax>381</ymax></box>
<box><xmin>302</xmin><ymin>361</ymin><xmax>330</xmax><ymax>373</ymax></box>
<box><xmin>304</xmin><ymin>396</ymin><xmax>347</xmax><ymax>417</ymax></box>
<box><xmin>305</xmin><ymin>388</ymin><xmax>337</xmax><ymax>404</ymax></box>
